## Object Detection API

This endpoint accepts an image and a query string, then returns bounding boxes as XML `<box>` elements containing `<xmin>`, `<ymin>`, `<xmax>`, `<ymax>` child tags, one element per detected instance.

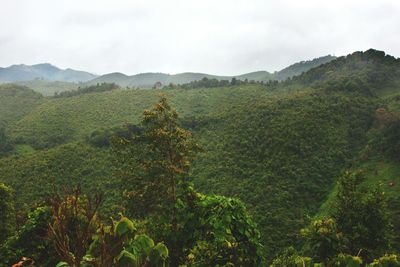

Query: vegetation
<box><xmin>1</xmin><ymin>49</ymin><xmax>400</xmax><ymax>266</ymax></box>
<box><xmin>0</xmin><ymin>183</ymin><xmax>14</xmax><ymax>244</ymax></box>
<box><xmin>0</xmin><ymin>98</ymin><xmax>263</xmax><ymax>266</ymax></box>
<box><xmin>54</xmin><ymin>83</ymin><xmax>120</xmax><ymax>98</ymax></box>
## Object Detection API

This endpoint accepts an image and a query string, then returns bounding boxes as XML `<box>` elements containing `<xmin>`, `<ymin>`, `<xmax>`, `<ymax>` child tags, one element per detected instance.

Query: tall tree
<box><xmin>113</xmin><ymin>96</ymin><xmax>199</xmax><ymax>265</ymax></box>
<box><xmin>113</xmin><ymin>96</ymin><xmax>199</xmax><ymax>218</ymax></box>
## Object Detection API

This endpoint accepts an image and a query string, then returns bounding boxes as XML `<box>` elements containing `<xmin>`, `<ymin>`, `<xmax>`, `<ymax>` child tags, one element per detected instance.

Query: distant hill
<box><xmin>0</xmin><ymin>63</ymin><xmax>98</xmax><ymax>83</ymax></box>
<box><xmin>0</xmin><ymin>56</ymin><xmax>335</xmax><ymax>91</ymax></box>
<box><xmin>87</xmin><ymin>56</ymin><xmax>334</xmax><ymax>88</ymax></box>
<box><xmin>88</xmin><ymin>72</ymin><xmax>226</xmax><ymax>88</ymax></box>
<box><xmin>274</xmin><ymin>55</ymin><xmax>336</xmax><ymax>80</ymax></box>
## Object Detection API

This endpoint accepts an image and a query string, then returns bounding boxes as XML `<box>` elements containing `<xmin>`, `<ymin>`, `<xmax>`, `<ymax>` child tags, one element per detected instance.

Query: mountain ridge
<box><xmin>0</xmin><ymin>55</ymin><xmax>336</xmax><ymax>89</ymax></box>
<box><xmin>0</xmin><ymin>63</ymin><xmax>98</xmax><ymax>83</ymax></box>
<box><xmin>87</xmin><ymin>55</ymin><xmax>336</xmax><ymax>87</ymax></box>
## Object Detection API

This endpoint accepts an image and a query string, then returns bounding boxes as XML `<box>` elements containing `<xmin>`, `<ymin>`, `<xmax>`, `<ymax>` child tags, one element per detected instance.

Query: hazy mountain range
<box><xmin>0</xmin><ymin>55</ymin><xmax>336</xmax><ymax>89</ymax></box>
<box><xmin>0</xmin><ymin>63</ymin><xmax>98</xmax><ymax>83</ymax></box>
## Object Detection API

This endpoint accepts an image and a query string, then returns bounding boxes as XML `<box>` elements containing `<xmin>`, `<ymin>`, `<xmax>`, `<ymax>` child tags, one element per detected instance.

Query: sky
<box><xmin>1</xmin><ymin>0</ymin><xmax>400</xmax><ymax>76</ymax></box>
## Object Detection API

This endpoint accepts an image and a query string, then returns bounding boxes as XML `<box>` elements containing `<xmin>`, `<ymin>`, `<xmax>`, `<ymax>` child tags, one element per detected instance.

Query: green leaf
<box><xmin>149</xmin><ymin>243</ymin><xmax>169</xmax><ymax>264</ymax></box>
<box><xmin>55</xmin><ymin>262</ymin><xmax>70</xmax><ymax>267</ymax></box>
<box><xmin>116</xmin><ymin>250</ymin><xmax>139</xmax><ymax>266</ymax></box>
<box><xmin>115</xmin><ymin>217</ymin><xmax>136</xmax><ymax>237</ymax></box>
<box><xmin>153</xmin><ymin>242</ymin><xmax>169</xmax><ymax>259</ymax></box>
<box><xmin>133</xmin><ymin>234</ymin><xmax>155</xmax><ymax>255</ymax></box>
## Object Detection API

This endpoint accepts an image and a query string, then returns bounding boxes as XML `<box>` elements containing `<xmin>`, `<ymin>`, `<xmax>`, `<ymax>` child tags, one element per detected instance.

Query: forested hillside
<box><xmin>1</xmin><ymin>49</ymin><xmax>400</xmax><ymax>266</ymax></box>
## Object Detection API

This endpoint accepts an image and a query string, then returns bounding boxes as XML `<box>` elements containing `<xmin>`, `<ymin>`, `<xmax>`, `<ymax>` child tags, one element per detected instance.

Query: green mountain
<box><xmin>274</xmin><ymin>55</ymin><xmax>336</xmax><ymax>80</ymax></box>
<box><xmin>0</xmin><ymin>49</ymin><xmax>399</xmax><ymax>263</ymax></box>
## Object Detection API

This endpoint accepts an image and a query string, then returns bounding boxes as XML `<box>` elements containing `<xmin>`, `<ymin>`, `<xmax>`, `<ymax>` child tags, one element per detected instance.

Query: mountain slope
<box><xmin>0</xmin><ymin>84</ymin><xmax>43</xmax><ymax>126</ymax></box>
<box><xmin>274</xmin><ymin>55</ymin><xmax>336</xmax><ymax>80</ymax></box>
<box><xmin>1</xmin><ymin>49</ymin><xmax>399</xmax><ymax>260</ymax></box>
<box><xmin>0</xmin><ymin>63</ymin><xmax>97</xmax><ymax>83</ymax></box>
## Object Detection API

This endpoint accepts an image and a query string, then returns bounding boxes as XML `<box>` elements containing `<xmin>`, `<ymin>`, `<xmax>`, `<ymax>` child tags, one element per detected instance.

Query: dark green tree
<box><xmin>113</xmin><ymin>96</ymin><xmax>199</xmax><ymax>217</ymax></box>
<box><xmin>0</xmin><ymin>126</ymin><xmax>13</xmax><ymax>156</ymax></box>
<box><xmin>0</xmin><ymin>206</ymin><xmax>58</xmax><ymax>267</ymax></box>
<box><xmin>332</xmin><ymin>171</ymin><xmax>390</xmax><ymax>261</ymax></box>
<box><xmin>113</xmin><ymin>96</ymin><xmax>199</xmax><ymax>265</ymax></box>
<box><xmin>300</xmin><ymin>218</ymin><xmax>341</xmax><ymax>265</ymax></box>
<box><xmin>0</xmin><ymin>183</ymin><xmax>14</xmax><ymax>244</ymax></box>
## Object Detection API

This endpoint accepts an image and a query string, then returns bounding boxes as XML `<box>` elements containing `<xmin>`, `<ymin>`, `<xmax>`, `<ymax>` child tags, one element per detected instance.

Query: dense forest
<box><xmin>1</xmin><ymin>49</ymin><xmax>400</xmax><ymax>266</ymax></box>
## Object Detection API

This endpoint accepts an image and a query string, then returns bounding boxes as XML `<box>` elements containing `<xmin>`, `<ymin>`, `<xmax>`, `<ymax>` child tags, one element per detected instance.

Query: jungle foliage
<box><xmin>1</xmin><ymin>49</ymin><xmax>400</xmax><ymax>266</ymax></box>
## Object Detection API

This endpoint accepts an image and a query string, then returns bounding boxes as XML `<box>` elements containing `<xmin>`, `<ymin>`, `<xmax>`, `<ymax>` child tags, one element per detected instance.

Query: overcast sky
<box><xmin>1</xmin><ymin>0</ymin><xmax>399</xmax><ymax>75</ymax></box>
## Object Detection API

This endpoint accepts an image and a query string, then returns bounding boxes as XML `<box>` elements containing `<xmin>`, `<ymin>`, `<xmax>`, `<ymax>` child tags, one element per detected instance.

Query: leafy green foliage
<box><xmin>115</xmin><ymin>234</ymin><xmax>168</xmax><ymax>267</ymax></box>
<box><xmin>300</xmin><ymin>218</ymin><xmax>341</xmax><ymax>264</ymax></box>
<box><xmin>331</xmin><ymin>172</ymin><xmax>390</xmax><ymax>261</ymax></box>
<box><xmin>84</xmin><ymin>216</ymin><xmax>168</xmax><ymax>267</ymax></box>
<box><xmin>178</xmin><ymin>189</ymin><xmax>264</xmax><ymax>266</ymax></box>
<box><xmin>333</xmin><ymin>254</ymin><xmax>363</xmax><ymax>267</ymax></box>
<box><xmin>270</xmin><ymin>247</ymin><xmax>312</xmax><ymax>267</ymax></box>
<box><xmin>0</xmin><ymin>206</ymin><xmax>58</xmax><ymax>267</ymax></box>
<box><xmin>368</xmin><ymin>254</ymin><xmax>400</xmax><ymax>267</ymax></box>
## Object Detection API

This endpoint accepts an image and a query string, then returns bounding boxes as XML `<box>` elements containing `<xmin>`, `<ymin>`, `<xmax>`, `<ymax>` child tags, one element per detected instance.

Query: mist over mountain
<box><xmin>89</xmin><ymin>55</ymin><xmax>336</xmax><ymax>88</ymax></box>
<box><xmin>0</xmin><ymin>63</ymin><xmax>98</xmax><ymax>83</ymax></box>
<box><xmin>0</xmin><ymin>55</ymin><xmax>336</xmax><ymax>91</ymax></box>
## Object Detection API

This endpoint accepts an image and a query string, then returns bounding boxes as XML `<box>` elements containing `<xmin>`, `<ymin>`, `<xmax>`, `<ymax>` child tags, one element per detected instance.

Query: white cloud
<box><xmin>0</xmin><ymin>0</ymin><xmax>399</xmax><ymax>75</ymax></box>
